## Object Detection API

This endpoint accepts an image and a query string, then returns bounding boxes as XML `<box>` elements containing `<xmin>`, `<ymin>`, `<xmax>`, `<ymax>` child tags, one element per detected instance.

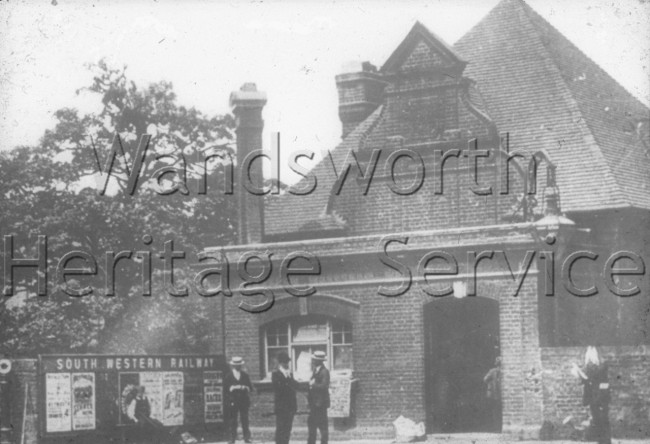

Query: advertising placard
<box><xmin>328</xmin><ymin>377</ymin><xmax>352</xmax><ymax>418</ymax></box>
<box><xmin>71</xmin><ymin>373</ymin><xmax>96</xmax><ymax>430</ymax></box>
<box><xmin>45</xmin><ymin>373</ymin><xmax>72</xmax><ymax>432</ymax></box>
<box><xmin>203</xmin><ymin>371</ymin><xmax>223</xmax><ymax>423</ymax></box>
<box><xmin>140</xmin><ymin>372</ymin><xmax>164</xmax><ymax>422</ymax></box>
<box><xmin>162</xmin><ymin>372</ymin><xmax>184</xmax><ymax>426</ymax></box>
<box><xmin>39</xmin><ymin>354</ymin><xmax>226</xmax><ymax>438</ymax></box>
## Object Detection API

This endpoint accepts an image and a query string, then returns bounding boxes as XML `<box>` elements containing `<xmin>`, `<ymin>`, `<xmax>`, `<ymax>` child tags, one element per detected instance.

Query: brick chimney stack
<box><xmin>335</xmin><ymin>61</ymin><xmax>386</xmax><ymax>138</ymax></box>
<box><xmin>230</xmin><ymin>83</ymin><xmax>267</xmax><ymax>244</ymax></box>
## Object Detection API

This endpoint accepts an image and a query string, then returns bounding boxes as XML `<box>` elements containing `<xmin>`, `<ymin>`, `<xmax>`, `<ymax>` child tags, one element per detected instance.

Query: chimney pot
<box><xmin>230</xmin><ymin>83</ymin><xmax>267</xmax><ymax>111</ymax></box>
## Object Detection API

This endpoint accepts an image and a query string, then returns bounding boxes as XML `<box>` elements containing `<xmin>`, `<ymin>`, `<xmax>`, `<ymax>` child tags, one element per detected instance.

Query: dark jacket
<box><xmin>581</xmin><ymin>363</ymin><xmax>610</xmax><ymax>407</ymax></box>
<box><xmin>272</xmin><ymin>368</ymin><xmax>298</xmax><ymax>414</ymax></box>
<box><xmin>224</xmin><ymin>369</ymin><xmax>253</xmax><ymax>408</ymax></box>
<box><xmin>484</xmin><ymin>367</ymin><xmax>501</xmax><ymax>400</ymax></box>
<box><xmin>134</xmin><ymin>396</ymin><xmax>151</xmax><ymax>421</ymax></box>
<box><xmin>308</xmin><ymin>365</ymin><xmax>330</xmax><ymax>410</ymax></box>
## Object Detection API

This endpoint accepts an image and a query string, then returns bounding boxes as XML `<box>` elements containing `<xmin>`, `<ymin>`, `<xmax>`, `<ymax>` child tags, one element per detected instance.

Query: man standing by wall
<box><xmin>127</xmin><ymin>386</ymin><xmax>155</xmax><ymax>443</ymax></box>
<box><xmin>483</xmin><ymin>357</ymin><xmax>502</xmax><ymax>432</ymax></box>
<box><xmin>307</xmin><ymin>351</ymin><xmax>330</xmax><ymax>444</ymax></box>
<box><xmin>224</xmin><ymin>357</ymin><xmax>253</xmax><ymax>444</ymax></box>
<box><xmin>272</xmin><ymin>351</ymin><xmax>298</xmax><ymax>444</ymax></box>
<box><xmin>572</xmin><ymin>347</ymin><xmax>611</xmax><ymax>444</ymax></box>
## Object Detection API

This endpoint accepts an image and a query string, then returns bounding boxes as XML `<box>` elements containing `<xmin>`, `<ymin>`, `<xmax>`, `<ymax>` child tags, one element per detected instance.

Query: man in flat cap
<box><xmin>224</xmin><ymin>356</ymin><xmax>253</xmax><ymax>444</ymax></box>
<box><xmin>272</xmin><ymin>351</ymin><xmax>298</xmax><ymax>444</ymax></box>
<box><xmin>307</xmin><ymin>351</ymin><xmax>330</xmax><ymax>444</ymax></box>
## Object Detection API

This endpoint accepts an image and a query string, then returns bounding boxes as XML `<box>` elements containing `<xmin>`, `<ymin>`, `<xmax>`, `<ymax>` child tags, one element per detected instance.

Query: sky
<box><xmin>1</xmin><ymin>0</ymin><xmax>649</xmax><ymax>184</ymax></box>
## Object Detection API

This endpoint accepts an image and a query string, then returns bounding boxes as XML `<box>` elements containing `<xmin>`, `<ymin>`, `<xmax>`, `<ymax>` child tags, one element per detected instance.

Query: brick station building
<box><xmin>209</xmin><ymin>0</ymin><xmax>650</xmax><ymax>439</ymax></box>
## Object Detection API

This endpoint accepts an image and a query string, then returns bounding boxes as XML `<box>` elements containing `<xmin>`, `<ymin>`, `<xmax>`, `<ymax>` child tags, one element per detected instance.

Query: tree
<box><xmin>0</xmin><ymin>60</ymin><xmax>237</xmax><ymax>356</ymax></box>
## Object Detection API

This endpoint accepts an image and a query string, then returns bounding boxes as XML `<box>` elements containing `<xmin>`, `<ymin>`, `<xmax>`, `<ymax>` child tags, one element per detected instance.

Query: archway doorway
<box><xmin>424</xmin><ymin>296</ymin><xmax>500</xmax><ymax>433</ymax></box>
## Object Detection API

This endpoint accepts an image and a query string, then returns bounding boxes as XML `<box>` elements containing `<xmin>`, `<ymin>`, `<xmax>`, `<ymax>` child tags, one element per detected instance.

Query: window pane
<box><xmin>331</xmin><ymin>319</ymin><xmax>352</xmax><ymax>344</ymax></box>
<box><xmin>292</xmin><ymin>322</ymin><xmax>328</xmax><ymax>343</ymax></box>
<box><xmin>333</xmin><ymin>345</ymin><xmax>353</xmax><ymax>370</ymax></box>
<box><xmin>267</xmin><ymin>324</ymin><xmax>289</xmax><ymax>348</ymax></box>
<box><xmin>264</xmin><ymin>318</ymin><xmax>353</xmax><ymax>381</ymax></box>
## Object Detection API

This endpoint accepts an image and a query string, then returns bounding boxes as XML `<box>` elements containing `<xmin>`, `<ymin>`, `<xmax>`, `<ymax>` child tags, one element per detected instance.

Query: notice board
<box><xmin>38</xmin><ymin>354</ymin><xmax>226</xmax><ymax>438</ymax></box>
<box><xmin>328</xmin><ymin>377</ymin><xmax>354</xmax><ymax>418</ymax></box>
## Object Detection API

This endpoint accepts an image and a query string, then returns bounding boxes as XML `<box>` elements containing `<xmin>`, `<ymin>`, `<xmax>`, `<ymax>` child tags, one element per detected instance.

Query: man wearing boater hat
<box><xmin>224</xmin><ymin>356</ymin><xmax>254</xmax><ymax>443</ymax></box>
<box><xmin>307</xmin><ymin>351</ymin><xmax>330</xmax><ymax>444</ymax></box>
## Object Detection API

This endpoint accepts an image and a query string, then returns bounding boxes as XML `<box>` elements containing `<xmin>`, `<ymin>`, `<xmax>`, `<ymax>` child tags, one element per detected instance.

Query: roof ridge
<box><xmin>381</xmin><ymin>21</ymin><xmax>466</xmax><ymax>73</ymax></box>
<box><xmin>521</xmin><ymin>1</ymin><xmax>648</xmax><ymax>111</ymax></box>
<box><xmin>516</xmin><ymin>0</ymin><xmax>630</xmax><ymax>207</ymax></box>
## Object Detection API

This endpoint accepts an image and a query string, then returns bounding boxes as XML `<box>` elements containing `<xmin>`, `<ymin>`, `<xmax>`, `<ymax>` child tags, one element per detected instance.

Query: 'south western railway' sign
<box><xmin>38</xmin><ymin>354</ymin><xmax>226</xmax><ymax>438</ymax></box>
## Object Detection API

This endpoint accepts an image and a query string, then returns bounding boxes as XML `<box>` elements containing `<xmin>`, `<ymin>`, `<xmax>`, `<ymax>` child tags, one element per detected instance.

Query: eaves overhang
<box><xmin>201</xmin><ymin>221</ymin><xmax>574</xmax><ymax>265</ymax></box>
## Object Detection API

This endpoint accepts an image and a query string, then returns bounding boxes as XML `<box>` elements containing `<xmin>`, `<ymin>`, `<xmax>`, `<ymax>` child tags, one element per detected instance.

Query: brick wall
<box><xmin>540</xmin><ymin>346</ymin><xmax>650</xmax><ymax>439</ymax></box>
<box><xmin>221</xmin><ymin>251</ymin><xmax>546</xmax><ymax>437</ymax></box>
<box><xmin>222</xmin><ymin>37</ymin><xmax>647</xmax><ymax>438</ymax></box>
<box><xmin>334</xmin><ymin>163</ymin><xmax>524</xmax><ymax>237</ymax></box>
<box><xmin>498</xmin><ymin>279</ymin><xmax>544</xmax><ymax>436</ymax></box>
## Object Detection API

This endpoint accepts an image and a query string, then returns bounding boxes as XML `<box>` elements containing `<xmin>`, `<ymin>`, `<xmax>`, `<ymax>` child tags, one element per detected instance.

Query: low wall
<box><xmin>540</xmin><ymin>346</ymin><xmax>650</xmax><ymax>439</ymax></box>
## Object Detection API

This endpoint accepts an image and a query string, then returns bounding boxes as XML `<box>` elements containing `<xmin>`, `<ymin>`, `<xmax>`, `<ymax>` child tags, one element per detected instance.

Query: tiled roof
<box><xmin>453</xmin><ymin>0</ymin><xmax>650</xmax><ymax>211</ymax></box>
<box><xmin>265</xmin><ymin>0</ymin><xmax>650</xmax><ymax>238</ymax></box>
<box><xmin>264</xmin><ymin>107</ymin><xmax>384</xmax><ymax>238</ymax></box>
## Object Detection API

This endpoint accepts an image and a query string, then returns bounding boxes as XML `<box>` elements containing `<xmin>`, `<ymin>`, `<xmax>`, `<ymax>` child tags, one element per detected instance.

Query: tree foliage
<box><xmin>1</xmin><ymin>61</ymin><xmax>236</xmax><ymax>356</ymax></box>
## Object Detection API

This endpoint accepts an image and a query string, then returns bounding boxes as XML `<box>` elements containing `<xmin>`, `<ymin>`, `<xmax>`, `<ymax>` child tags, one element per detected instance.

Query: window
<box><xmin>262</xmin><ymin>316</ymin><xmax>353</xmax><ymax>381</ymax></box>
<box><xmin>332</xmin><ymin>321</ymin><xmax>353</xmax><ymax>370</ymax></box>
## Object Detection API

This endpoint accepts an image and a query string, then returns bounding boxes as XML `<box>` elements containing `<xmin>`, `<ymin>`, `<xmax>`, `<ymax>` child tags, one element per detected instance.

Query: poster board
<box><xmin>39</xmin><ymin>354</ymin><xmax>225</xmax><ymax>438</ymax></box>
<box><xmin>203</xmin><ymin>371</ymin><xmax>224</xmax><ymax>423</ymax></box>
<box><xmin>45</xmin><ymin>373</ymin><xmax>71</xmax><ymax>432</ymax></box>
<box><xmin>71</xmin><ymin>373</ymin><xmax>96</xmax><ymax>430</ymax></box>
<box><xmin>328</xmin><ymin>377</ymin><xmax>354</xmax><ymax>418</ymax></box>
<box><xmin>162</xmin><ymin>371</ymin><xmax>184</xmax><ymax>426</ymax></box>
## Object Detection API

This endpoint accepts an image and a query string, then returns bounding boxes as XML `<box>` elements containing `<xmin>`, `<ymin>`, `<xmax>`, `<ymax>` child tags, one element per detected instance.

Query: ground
<box><xmin>199</xmin><ymin>434</ymin><xmax>646</xmax><ymax>444</ymax></box>
<box><xmin>203</xmin><ymin>439</ymin><xmax>646</xmax><ymax>444</ymax></box>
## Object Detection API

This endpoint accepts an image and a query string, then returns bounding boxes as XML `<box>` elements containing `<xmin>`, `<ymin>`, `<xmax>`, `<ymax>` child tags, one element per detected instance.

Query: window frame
<box><xmin>262</xmin><ymin>316</ymin><xmax>353</xmax><ymax>381</ymax></box>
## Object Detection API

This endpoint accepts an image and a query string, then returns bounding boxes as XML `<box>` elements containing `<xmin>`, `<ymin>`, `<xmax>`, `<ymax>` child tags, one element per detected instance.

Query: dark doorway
<box><xmin>424</xmin><ymin>296</ymin><xmax>500</xmax><ymax>433</ymax></box>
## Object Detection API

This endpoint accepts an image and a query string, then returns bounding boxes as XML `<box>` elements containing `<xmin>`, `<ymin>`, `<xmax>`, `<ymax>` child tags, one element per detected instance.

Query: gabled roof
<box><xmin>381</xmin><ymin>21</ymin><xmax>467</xmax><ymax>74</ymax></box>
<box><xmin>454</xmin><ymin>0</ymin><xmax>650</xmax><ymax>211</ymax></box>
<box><xmin>265</xmin><ymin>0</ymin><xmax>650</xmax><ymax>238</ymax></box>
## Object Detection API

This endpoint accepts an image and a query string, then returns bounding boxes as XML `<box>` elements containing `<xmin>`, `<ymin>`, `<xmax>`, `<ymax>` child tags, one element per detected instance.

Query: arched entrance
<box><xmin>424</xmin><ymin>296</ymin><xmax>500</xmax><ymax>433</ymax></box>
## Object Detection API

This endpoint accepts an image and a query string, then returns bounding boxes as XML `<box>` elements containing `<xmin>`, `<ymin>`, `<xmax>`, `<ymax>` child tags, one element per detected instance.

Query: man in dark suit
<box><xmin>272</xmin><ymin>351</ymin><xmax>298</xmax><ymax>444</ymax></box>
<box><xmin>307</xmin><ymin>351</ymin><xmax>330</xmax><ymax>444</ymax></box>
<box><xmin>224</xmin><ymin>356</ymin><xmax>253</xmax><ymax>444</ymax></box>
<box><xmin>127</xmin><ymin>386</ymin><xmax>154</xmax><ymax>443</ymax></box>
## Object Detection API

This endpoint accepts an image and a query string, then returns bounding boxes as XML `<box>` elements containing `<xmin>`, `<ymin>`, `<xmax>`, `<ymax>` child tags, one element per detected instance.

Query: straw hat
<box><xmin>229</xmin><ymin>356</ymin><xmax>245</xmax><ymax>366</ymax></box>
